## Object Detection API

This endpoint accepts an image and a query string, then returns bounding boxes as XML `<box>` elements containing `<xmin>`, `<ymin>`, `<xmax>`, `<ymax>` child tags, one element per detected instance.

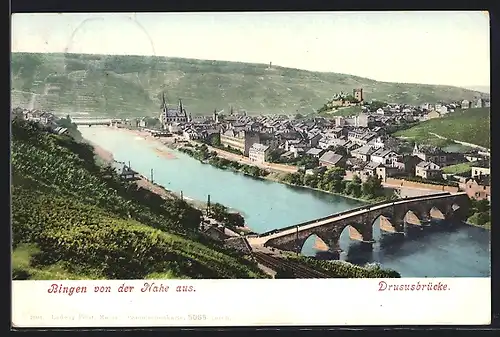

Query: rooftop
<box><xmin>319</xmin><ymin>151</ymin><xmax>344</xmax><ymax>165</ymax></box>
<box><xmin>251</xmin><ymin>143</ymin><xmax>270</xmax><ymax>152</ymax></box>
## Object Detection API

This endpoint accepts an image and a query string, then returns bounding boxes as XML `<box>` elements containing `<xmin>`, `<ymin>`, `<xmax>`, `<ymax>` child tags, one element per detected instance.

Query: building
<box><xmin>119</xmin><ymin>165</ymin><xmax>140</xmax><ymax>181</ymax></box>
<box><xmin>461</xmin><ymin>99</ymin><xmax>470</xmax><ymax>109</ymax></box>
<box><xmin>353</xmin><ymin>88</ymin><xmax>364</xmax><ymax>103</ymax></box>
<box><xmin>183</xmin><ymin>128</ymin><xmax>200</xmax><ymax>141</ymax></box>
<box><xmin>370</xmin><ymin>148</ymin><xmax>400</xmax><ymax>166</ymax></box>
<box><xmin>159</xmin><ymin>93</ymin><xmax>189</xmax><ymax>125</ymax></box>
<box><xmin>220</xmin><ymin>129</ymin><xmax>260</xmax><ymax>156</ymax></box>
<box><xmin>354</xmin><ymin>113</ymin><xmax>372</xmax><ymax>127</ymax></box>
<box><xmin>319</xmin><ymin>151</ymin><xmax>346</xmax><ymax>168</ymax></box>
<box><xmin>306</xmin><ymin>148</ymin><xmax>325</xmax><ymax>158</ymax></box>
<box><xmin>412</xmin><ymin>144</ymin><xmax>448</xmax><ymax>166</ymax></box>
<box><xmin>248</xmin><ymin>143</ymin><xmax>270</xmax><ymax>164</ymax></box>
<box><xmin>350</xmin><ymin>145</ymin><xmax>376</xmax><ymax>162</ymax></box>
<box><xmin>427</xmin><ymin>111</ymin><xmax>441</xmax><ymax>120</ymax></box>
<box><xmin>415</xmin><ymin>161</ymin><xmax>442</xmax><ymax>180</ymax></box>
<box><xmin>464</xmin><ymin>177</ymin><xmax>490</xmax><ymax>201</ymax></box>
<box><xmin>471</xmin><ymin>163</ymin><xmax>490</xmax><ymax>178</ymax></box>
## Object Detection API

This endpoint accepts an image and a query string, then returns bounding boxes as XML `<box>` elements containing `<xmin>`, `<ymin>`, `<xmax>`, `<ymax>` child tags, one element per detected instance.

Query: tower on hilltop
<box><xmin>353</xmin><ymin>88</ymin><xmax>364</xmax><ymax>103</ymax></box>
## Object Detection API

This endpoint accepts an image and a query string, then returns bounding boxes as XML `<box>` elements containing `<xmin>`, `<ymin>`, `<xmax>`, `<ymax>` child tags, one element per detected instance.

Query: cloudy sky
<box><xmin>11</xmin><ymin>11</ymin><xmax>490</xmax><ymax>87</ymax></box>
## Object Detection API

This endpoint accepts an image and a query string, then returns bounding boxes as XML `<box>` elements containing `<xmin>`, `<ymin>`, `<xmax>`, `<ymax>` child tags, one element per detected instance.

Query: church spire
<box><xmin>161</xmin><ymin>92</ymin><xmax>166</xmax><ymax>109</ymax></box>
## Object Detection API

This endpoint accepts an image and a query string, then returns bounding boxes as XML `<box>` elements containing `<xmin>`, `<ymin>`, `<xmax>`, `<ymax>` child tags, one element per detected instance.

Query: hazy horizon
<box><xmin>11</xmin><ymin>12</ymin><xmax>490</xmax><ymax>88</ymax></box>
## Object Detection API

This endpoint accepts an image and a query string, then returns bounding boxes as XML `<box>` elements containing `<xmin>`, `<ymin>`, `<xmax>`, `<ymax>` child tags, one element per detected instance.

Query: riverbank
<box><xmin>264</xmin><ymin>172</ymin><xmax>381</xmax><ymax>203</ymax></box>
<box><xmin>85</xmin><ymin>131</ymin><xmax>254</xmax><ymax>234</ymax></box>
<box><xmin>106</xmin><ymin>127</ymin><xmax>391</xmax><ymax>204</ymax></box>
<box><xmin>177</xmin><ymin>141</ymin><xmax>390</xmax><ymax>204</ymax></box>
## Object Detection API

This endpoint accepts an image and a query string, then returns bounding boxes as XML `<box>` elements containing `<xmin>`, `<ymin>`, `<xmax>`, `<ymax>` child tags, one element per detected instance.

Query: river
<box><xmin>79</xmin><ymin>126</ymin><xmax>491</xmax><ymax>277</ymax></box>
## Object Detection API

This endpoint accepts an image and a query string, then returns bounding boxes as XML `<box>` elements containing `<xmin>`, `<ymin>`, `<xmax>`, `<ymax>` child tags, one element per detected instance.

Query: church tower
<box><xmin>413</xmin><ymin>142</ymin><xmax>419</xmax><ymax>156</ymax></box>
<box><xmin>159</xmin><ymin>92</ymin><xmax>168</xmax><ymax>124</ymax></box>
<box><xmin>161</xmin><ymin>92</ymin><xmax>168</xmax><ymax>112</ymax></box>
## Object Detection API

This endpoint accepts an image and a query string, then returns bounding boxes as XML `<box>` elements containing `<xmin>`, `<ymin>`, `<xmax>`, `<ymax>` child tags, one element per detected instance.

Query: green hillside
<box><xmin>11</xmin><ymin>119</ymin><xmax>268</xmax><ymax>280</ymax></box>
<box><xmin>11</xmin><ymin>52</ymin><xmax>489</xmax><ymax>117</ymax></box>
<box><xmin>393</xmin><ymin>108</ymin><xmax>491</xmax><ymax>149</ymax></box>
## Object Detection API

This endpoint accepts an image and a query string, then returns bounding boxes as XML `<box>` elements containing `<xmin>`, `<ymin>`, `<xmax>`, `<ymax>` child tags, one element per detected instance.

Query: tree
<box><xmin>304</xmin><ymin>173</ymin><xmax>320</xmax><ymax>188</ymax></box>
<box><xmin>362</xmin><ymin>175</ymin><xmax>383</xmax><ymax>198</ymax></box>
<box><xmin>345</xmin><ymin>95</ymin><xmax>359</xmax><ymax>104</ymax></box>
<box><xmin>210</xmin><ymin>203</ymin><xmax>228</xmax><ymax>222</ymax></box>
<box><xmin>367</xmin><ymin>100</ymin><xmax>387</xmax><ymax>111</ymax></box>
<box><xmin>274</xmin><ymin>265</ymin><xmax>295</xmax><ymax>279</ymax></box>
<box><xmin>296</xmin><ymin>155</ymin><xmax>319</xmax><ymax>169</ymax></box>
<box><xmin>345</xmin><ymin>175</ymin><xmax>362</xmax><ymax>197</ymax></box>
<box><xmin>321</xmin><ymin>167</ymin><xmax>346</xmax><ymax>193</ymax></box>
<box><xmin>476</xmin><ymin>199</ymin><xmax>490</xmax><ymax>213</ymax></box>
<box><xmin>145</xmin><ymin>117</ymin><xmax>161</xmax><ymax>128</ymax></box>
<box><xmin>226</xmin><ymin>213</ymin><xmax>245</xmax><ymax>228</ymax></box>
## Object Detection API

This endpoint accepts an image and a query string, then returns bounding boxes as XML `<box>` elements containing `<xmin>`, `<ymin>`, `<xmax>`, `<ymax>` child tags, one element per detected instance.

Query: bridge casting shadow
<box><xmin>298</xmin><ymin>202</ymin><xmax>463</xmax><ymax>259</ymax></box>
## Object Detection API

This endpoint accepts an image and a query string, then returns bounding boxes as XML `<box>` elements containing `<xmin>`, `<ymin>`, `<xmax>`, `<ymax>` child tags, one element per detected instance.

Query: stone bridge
<box><xmin>71</xmin><ymin>118</ymin><xmax>121</xmax><ymax>126</ymax></box>
<box><xmin>248</xmin><ymin>192</ymin><xmax>470</xmax><ymax>253</ymax></box>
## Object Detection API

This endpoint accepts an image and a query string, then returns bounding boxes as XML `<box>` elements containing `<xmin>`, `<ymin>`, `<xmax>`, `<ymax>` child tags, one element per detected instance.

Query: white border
<box><xmin>12</xmin><ymin>278</ymin><xmax>491</xmax><ymax>327</ymax></box>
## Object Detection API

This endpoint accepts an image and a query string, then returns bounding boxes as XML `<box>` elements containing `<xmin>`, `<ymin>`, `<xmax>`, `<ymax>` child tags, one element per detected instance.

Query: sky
<box><xmin>11</xmin><ymin>11</ymin><xmax>490</xmax><ymax>87</ymax></box>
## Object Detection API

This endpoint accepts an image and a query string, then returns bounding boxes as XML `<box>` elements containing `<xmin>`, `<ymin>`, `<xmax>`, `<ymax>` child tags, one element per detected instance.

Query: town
<box><xmin>13</xmin><ymin>88</ymin><xmax>491</xmax><ymax>206</ymax></box>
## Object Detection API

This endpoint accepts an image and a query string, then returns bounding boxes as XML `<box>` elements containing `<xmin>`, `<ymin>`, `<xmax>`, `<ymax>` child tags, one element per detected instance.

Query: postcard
<box><xmin>11</xmin><ymin>11</ymin><xmax>491</xmax><ymax>327</ymax></box>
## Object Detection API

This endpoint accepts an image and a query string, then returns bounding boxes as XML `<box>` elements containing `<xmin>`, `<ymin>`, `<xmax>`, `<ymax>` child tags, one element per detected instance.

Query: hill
<box><xmin>393</xmin><ymin>108</ymin><xmax>491</xmax><ymax>149</ymax></box>
<box><xmin>11</xmin><ymin>52</ymin><xmax>490</xmax><ymax>117</ymax></box>
<box><xmin>11</xmin><ymin>119</ymin><xmax>268</xmax><ymax>280</ymax></box>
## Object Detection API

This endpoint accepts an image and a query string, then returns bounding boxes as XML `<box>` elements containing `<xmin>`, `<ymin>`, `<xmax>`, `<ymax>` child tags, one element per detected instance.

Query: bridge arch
<box><xmin>300</xmin><ymin>233</ymin><xmax>330</xmax><ymax>256</ymax></box>
<box><xmin>370</xmin><ymin>212</ymin><xmax>398</xmax><ymax>236</ymax></box>
<box><xmin>404</xmin><ymin>209</ymin><xmax>422</xmax><ymax>226</ymax></box>
<box><xmin>429</xmin><ymin>206</ymin><xmax>446</xmax><ymax>220</ymax></box>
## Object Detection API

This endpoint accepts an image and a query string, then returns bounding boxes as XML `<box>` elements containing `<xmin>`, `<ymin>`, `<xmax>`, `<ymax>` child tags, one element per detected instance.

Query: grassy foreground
<box><xmin>11</xmin><ymin>52</ymin><xmax>488</xmax><ymax>117</ymax></box>
<box><xmin>11</xmin><ymin>119</ymin><xmax>268</xmax><ymax>280</ymax></box>
<box><xmin>393</xmin><ymin>108</ymin><xmax>491</xmax><ymax>149</ymax></box>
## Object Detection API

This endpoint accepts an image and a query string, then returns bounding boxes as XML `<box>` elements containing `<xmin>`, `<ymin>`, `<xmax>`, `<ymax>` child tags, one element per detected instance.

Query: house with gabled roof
<box><xmin>319</xmin><ymin>151</ymin><xmax>346</xmax><ymax>168</ymax></box>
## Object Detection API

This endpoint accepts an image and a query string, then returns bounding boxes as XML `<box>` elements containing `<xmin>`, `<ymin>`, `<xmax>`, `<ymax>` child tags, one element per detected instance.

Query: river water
<box><xmin>79</xmin><ymin>126</ymin><xmax>490</xmax><ymax>277</ymax></box>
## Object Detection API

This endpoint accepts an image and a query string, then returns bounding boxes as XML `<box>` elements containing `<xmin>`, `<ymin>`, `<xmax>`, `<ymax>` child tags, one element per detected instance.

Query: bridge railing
<box><xmin>257</xmin><ymin>192</ymin><xmax>453</xmax><ymax>238</ymax></box>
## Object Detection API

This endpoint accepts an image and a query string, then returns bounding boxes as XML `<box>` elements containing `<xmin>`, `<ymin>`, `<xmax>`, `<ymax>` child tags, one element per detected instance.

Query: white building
<box><xmin>415</xmin><ymin>161</ymin><xmax>442</xmax><ymax>179</ymax></box>
<box><xmin>370</xmin><ymin>148</ymin><xmax>400</xmax><ymax>166</ymax></box>
<box><xmin>249</xmin><ymin>143</ymin><xmax>270</xmax><ymax>164</ymax></box>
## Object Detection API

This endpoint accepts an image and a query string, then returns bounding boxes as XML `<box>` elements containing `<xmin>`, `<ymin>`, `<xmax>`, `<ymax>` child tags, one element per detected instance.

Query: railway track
<box><xmin>253</xmin><ymin>252</ymin><xmax>331</xmax><ymax>279</ymax></box>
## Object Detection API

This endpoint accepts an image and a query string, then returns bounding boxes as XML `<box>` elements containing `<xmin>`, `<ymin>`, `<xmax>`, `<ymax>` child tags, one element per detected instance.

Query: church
<box><xmin>159</xmin><ymin>92</ymin><xmax>190</xmax><ymax>125</ymax></box>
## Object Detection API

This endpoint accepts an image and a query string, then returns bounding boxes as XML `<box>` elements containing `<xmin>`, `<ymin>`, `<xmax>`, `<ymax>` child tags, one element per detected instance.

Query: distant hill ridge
<box><xmin>10</xmin><ymin>52</ymin><xmax>490</xmax><ymax>117</ymax></box>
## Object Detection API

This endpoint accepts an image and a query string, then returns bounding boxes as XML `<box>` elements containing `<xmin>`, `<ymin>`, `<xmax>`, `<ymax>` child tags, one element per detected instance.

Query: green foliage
<box><xmin>279</xmin><ymin>167</ymin><xmax>385</xmax><ymax>202</ymax></box>
<box><xmin>274</xmin><ymin>265</ymin><xmax>296</xmax><ymax>279</ymax></box>
<box><xmin>179</xmin><ymin>144</ymin><xmax>268</xmax><ymax>178</ymax></box>
<box><xmin>362</xmin><ymin>176</ymin><xmax>384</xmax><ymax>199</ymax></box>
<box><xmin>467</xmin><ymin>199</ymin><xmax>491</xmax><ymax>228</ymax></box>
<box><xmin>11</xmin><ymin>52</ymin><xmax>489</xmax><ymax>117</ymax></box>
<box><xmin>393</xmin><ymin>108</ymin><xmax>491</xmax><ymax>148</ymax></box>
<box><xmin>209</xmin><ymin>202</ymin><xmax>246</xmax><ymax>230</ymax></box>
<box><xmin>442</xmin><ymin>162</ymin><xmax>474</xmax><ymax>175</ymax></box>
<box><xmin>288</xmin><ymin>256</ymin><xmax>401</xmax><ymax>278</ymax></box>
<box><xmin>402</xmin><ymin>175</ymin><xmax>459</xmax><ymax>187</ymax></box>
<box><xmin>11</xmin><ymin>119</ymin><xmax>267</xmax><ymax>279</ymax></box>
<box><xmin>365</xmin><ymin>100</ymin><xmax>387</xmax><ymax>111</ymax></box>
<box><xmin>270</xmin><ymin>153</ymin><xmax>318</xmax><ymax>169</ymax></box>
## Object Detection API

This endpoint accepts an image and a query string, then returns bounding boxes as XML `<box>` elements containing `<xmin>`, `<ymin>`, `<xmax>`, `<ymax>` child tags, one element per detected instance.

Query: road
<box><xmin>382</xmin><ymin>183</ymin><xmax>448</xmax><ymax>198</ymax></box>
<box><xmin>186</xmin><ymin>140</ymin><xmax>298</xmax><ymax>174</ymax></box>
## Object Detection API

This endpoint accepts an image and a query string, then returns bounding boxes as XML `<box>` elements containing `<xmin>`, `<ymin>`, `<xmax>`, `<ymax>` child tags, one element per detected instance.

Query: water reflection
<box><xmin>304</xmin><ymin>220</ymin><xmax>490</xmax><ymax>277</ymax></box>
